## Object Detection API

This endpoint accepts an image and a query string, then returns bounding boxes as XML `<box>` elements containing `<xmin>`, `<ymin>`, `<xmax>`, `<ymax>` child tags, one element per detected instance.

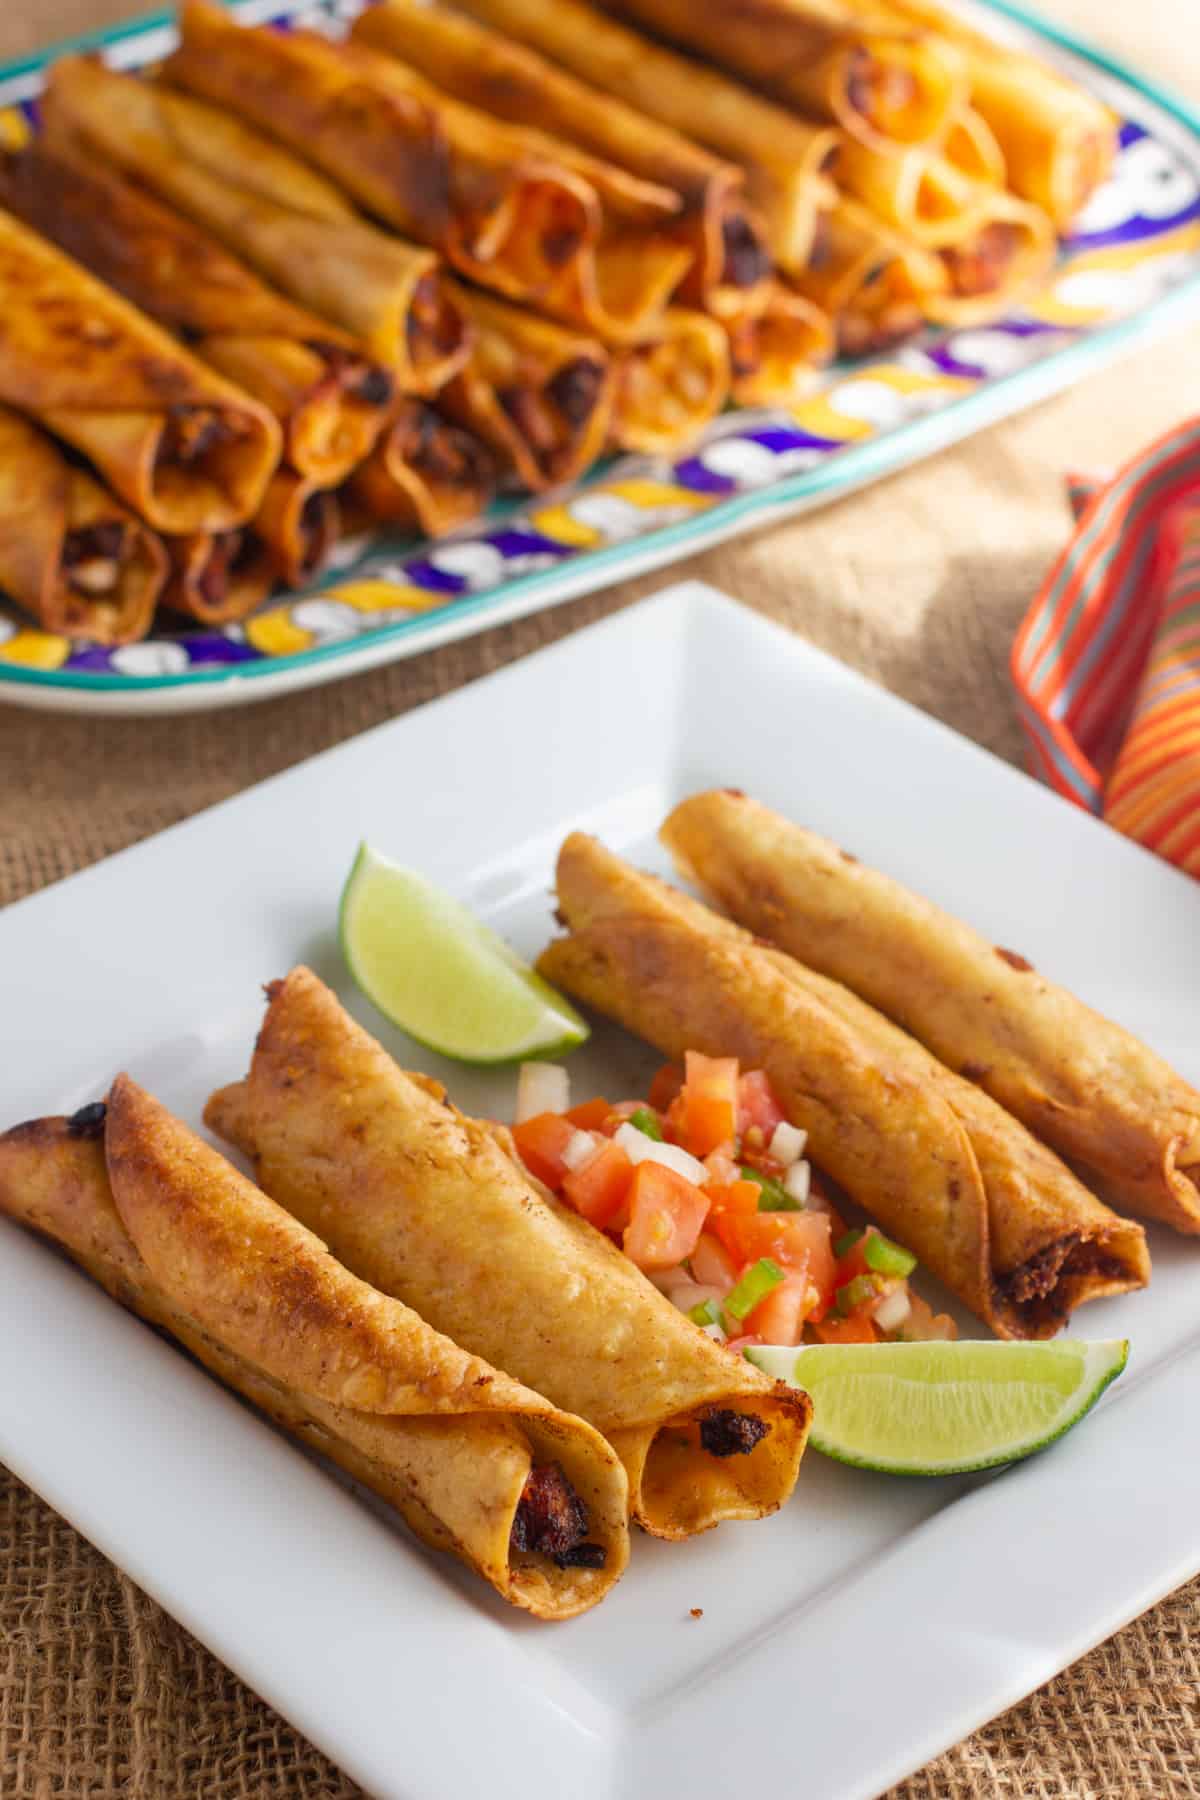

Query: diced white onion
<box><xmin>667</xmin><ymin>1280</ymin><xmax>725</xmax><ymax>1316</ymax></box>
<box><xmin>561</xmin><ymin>1129</ymin><xmax>599</xmax><ymax>1174</ymax></box>
<box><xmin>700</xmin><ymin>1321</ymin><xmax>728</xmax><ymax>1343</ymax></box>
<box><xmin>768</xmin><ymin>1121</ymin><xmax>808</xmax><ymax>1167</ymax></box>
<box><xmin>613</xmin><ymin>1122</ymin><xmax>707</xmax><ymax>1185</ymax></box>
<box><xmin>783</xmin><ymin>1160</ymin><xmax>811</xmax><ymax>1206</ymax></box>
<box><xmin>515</xmin><ymin>1061</ymin><xmax>569</xmax><ymax>1123</ymax></box>
<box><xmin>647</xmin><ymin>1265</ymin><xmax>698</xmax><ymax>1298</ymax></box>
<box><xmin>873</xmin><ymin>1287</ymin><xmax>912</xmax><ymax>1333</ymax></box>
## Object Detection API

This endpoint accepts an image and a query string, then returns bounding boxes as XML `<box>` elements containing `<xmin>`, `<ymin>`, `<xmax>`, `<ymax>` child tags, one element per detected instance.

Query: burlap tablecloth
<box><xmin>3</xmin><ymin>1</ymin><xmax>1200</xmax><ymax>1793</ymax></box>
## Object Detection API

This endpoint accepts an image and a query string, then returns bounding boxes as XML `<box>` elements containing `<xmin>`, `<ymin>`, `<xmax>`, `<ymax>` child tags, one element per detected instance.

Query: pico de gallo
<box><xmin>511</xmin><ymin>1052</ymin><xmax>956</xmax><ymax>1350</ymax></box>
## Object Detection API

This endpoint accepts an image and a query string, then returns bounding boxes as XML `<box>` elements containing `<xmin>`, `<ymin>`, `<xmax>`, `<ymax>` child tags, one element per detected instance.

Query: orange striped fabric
<box><xmin>1012</xmin><ymin>419</ymin><xmax>1200</xmax><ymax>877</ymax></box>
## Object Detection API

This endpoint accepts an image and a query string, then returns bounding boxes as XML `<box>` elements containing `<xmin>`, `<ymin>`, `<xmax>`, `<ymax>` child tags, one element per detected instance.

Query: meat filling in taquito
<box><xmin>252</xmin><ymin>470</ymin><xmax>339</xmax><ymax>589</ymax></box>
<box><xmin>0</xmin><ymin>1079</ymin><xmax>629</xmax><ymax>1619</ymax></box>
<box><xmin>0</xmin><ymin>207</ymin><xmax>280</xmax><ymax>535</ymax></box>
<box><xmin>352</xmin><ymin>0</ymin><xmax>776</xmax><ymax>310</ymax></box>
<box><xmin>345</xmin><ymin>399</ymin><xmax>495</xmax><ymax>536</ymax></box>
<box><xmin>42</xmin><ymin>58</ymin><xmax>469</xmax><ymax>393</ymax></box>
<box><xmin>613</xmin><ymin>308</ymin><xmax>730</xmax><ymax>454</ymax></box>
<box><xmin>924</xmin><ymin>192</ymin><xmax>1055</xmax><ymax>326</ymax></box>
<box><xmin>441</xmin><ymin>292</ymin><xmax>614</xmax><ymax>491</ymax></box>
<box><xmin>537</xmin><ymin>833</ymin><xmax>1149</xmax><ymax>1338</ymax></box>
<box><xmin>0</xmin><ymin>404</ymin><xmax>165</xmax><ymax>644</ymax></box>
<box><xmin>162</xmin><ymin>527</ymin><xmax>275</xmax><ymax>625</ymax></box>
<box><xmin>724</xmin><ymin>287</ymin><xmax>833</xmax><ymax>408</ymax></box>
<box><xmin>791</xmin><ymin>197</ymin><xmax>946</xmax><ymax>358</ymax></box>
<box><xmin>0</xmin><ymin>141</ymin><xmax>394</xmax><ymax>485</ymax></box>
<box><xmin>205</xmin><ymin>968</ymin><xmax>811</xmax><ymax>1539</ymax></box>
<box><xmin>662</xmin><ymin>788</ymin><xmax>1200</xmax><ymax>1234</ymax></box>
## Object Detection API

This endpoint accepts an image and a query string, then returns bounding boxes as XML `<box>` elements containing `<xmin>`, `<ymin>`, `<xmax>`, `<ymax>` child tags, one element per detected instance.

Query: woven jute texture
<box><xmin>4</xmin><ymin>2</ymin><xmax>1200</xmax><ymax>1795</ymax></box>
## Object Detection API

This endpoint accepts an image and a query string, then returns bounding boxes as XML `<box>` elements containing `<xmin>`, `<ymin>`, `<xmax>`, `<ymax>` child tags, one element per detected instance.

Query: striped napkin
<box><xmin>1012</xmin><ymin>418</ymin><xmax>1200</xmax><ymax>876</ymax></box>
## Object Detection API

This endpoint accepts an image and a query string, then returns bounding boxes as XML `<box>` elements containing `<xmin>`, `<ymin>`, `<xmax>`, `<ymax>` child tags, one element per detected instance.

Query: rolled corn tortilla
<box><xmin>0</xmin><ymin>206</ymin><xmax>280</xmax><ymax>536</ymax></box>
<box><xmin>0</xmin><ymin>1078</ymin><xmax>629</xmax><ymax>1619</ymax></box>
<box><xmin>661</xmin><ymin>788</ymin><xmax>1200</xmax><ymax>1233</ymax></box>
<box><xmin>834</xmin><ymin>137</ymin><xmax>986</xmax><ymax>246</ymax></box>
<box><xmin>942</xmin><ymin>106</ymin><xmax>1007</xmax><ymax>188</ymax></box>
<box><xmin>612</xmin><ymin>308</ymin><xmax>731</xmax><ymax>454</ymax></box>
<box><xmin>352</xmin><ymin>0</ymin><xmax>778</xmax><ymax>308</ymax></box>
<box><xmin>252</xmin><ymin>470</ymin><xmax>339</xmax><ymax>589</ymax></box>
<box><xmin>724</xmin><ymin>286</ymin><xmax>833</xmax><ymax>408</ymax></box>
<box><xmin>0</xmin><ymin>404</ymin><xmax>166</xmax><ymax>644</ymax></box>
<box><xmin>922</xmin><ymin>190</ymin><xmax>1055</xmax><ymax>327</ymax></box>
<box><xmin>42</xmin><ymin>58</ymin><xmax>469</xmax><ymax>394</ymax></box>
<box><xmin>538</xmin><ymin>833</ymin><xmax>1149</xmax><ymax>1338</ymax></box>
<box><xmin>440</xmin><ymin>291</ymin><xmax>614</xmax><ymax>491</ymax></box>
<box><xmin>0</xmin><ymin>140</ymin><xmax>394</xmax><ymax>485</ymax></box>
<box><xmin>344</xmin><ymin>399</ymin><xmax>495</xmax><ymax>536</ymax></box>
<box><xmin>791</xmin><ymin>196</ymin><xmax>946</xmax><ymax>358</ymax></box>
<box><xmin>204</xmin><ymin>967</ymin><xmax>811</xmax><ymax>1539</ymax></box>
<box><xmin>161</xmin><ymin>527</ymin><xmax>275</xmax><ymax>625</ymax></box>
<box><xmin>597</xmin><ymin>0</ymin><xmax>962</xmax><ymax>149</ymax></box>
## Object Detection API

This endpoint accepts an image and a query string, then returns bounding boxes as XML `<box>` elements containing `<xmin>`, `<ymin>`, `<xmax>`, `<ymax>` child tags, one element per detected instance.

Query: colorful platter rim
<box><xmin>1</xmin><ymin>0</ymin><xmax>1200</xmax><ymax>710</ymax></box>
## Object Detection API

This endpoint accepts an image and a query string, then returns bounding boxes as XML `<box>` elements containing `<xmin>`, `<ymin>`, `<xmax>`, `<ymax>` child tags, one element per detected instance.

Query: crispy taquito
<box><xmin>538</xmin><ymin>833</ymin><xmax>1149</xmax><ymax>1338</ymax></box>
<box><xmin>0</xmin><ymin>405</ymin><xmax>165</xmax><ymax>644</ymax></box>
<box><xmin>162</xmin><ymin>528</ymin><xmax>275</xmax><ymax>625</ymax></box>
<box><xmin>613</xmin><ymin>309</ymin><xmax>730</xmax><ymax>454</ymax></box>
<box><xmin>42</xmin><ymin>58</ymin><xmax>468</xmax><ymax>392</ymax></box>
<box><xmin>0</xmin><ymin>1078</ymin><xmax>629</xmax><ymax>1618</ymax></box>
<box><xmin>724</xmin><ymin>288</ymin><xmax>833</xmax><ymax>408</ymax></box>
<box><xmin>252</xmin><ymin>470</ymin><xmax>338</xmax><ymax>589</ymax></box>
<box><xmin>345</xmin><ymin>400</ymin><xmax>495</xmax><ymax>536</ymax></box>
<box><xmin>0</xmin><ymin>207</ymin><xmax>280</xmax><ymax>535</ymax></box>
<box><xmin>351</xmin><ymin>0</ymin><xmax>776</xmax><ymax>308</ymax></box>
<box><xmin>205</xmin><ymin>968</ymin><xmax>811</xmax><ymax>1539</ymax></box>
<box><xmin>943</xmin><ymin>107</ymin><xmax>1007</xmax><ymax>188</ymax></box>
<box><xmin>791</xmin><ymin>197</ymin><xmax>945</xmax><ymax>357</ymax></box>
<box><xmin>662</xmin><ymin>789</ymin><xmax>1200</xmax><ymax>1233</ymax></box>
<box><xmin>925</xmin><ymin>192</ymin><xmax>1055</xmax><ymax>326</ymax></box>
<box><xmin>0</xmin><ymin>140</ymin><xmax>394</xmax><ymax>484</ymax></box>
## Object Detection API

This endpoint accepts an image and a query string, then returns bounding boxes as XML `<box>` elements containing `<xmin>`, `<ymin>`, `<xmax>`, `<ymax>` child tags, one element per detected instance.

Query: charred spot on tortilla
<box><xmin>67</xmin><ymin>1101</ymin><xmax>107</xmax><ymax>1138</ymax></box>
<box><xmin>961</xmin><ymin>1060</ymin><xmax>992</xmax><ymax>1083</ymax></box>
<box><xmin>547</xmin><ymin>357</ymin><xmax>605</xmax><ymax>428</ymax></box>
<box><xmin>996</xmin><ymin>947</ymin><xmax>1035</xmax><ymax>973</ymax></box>
<box><xmin>510</xmin><ymin>1462</ymin><xmax>605</xmax><ymax>1569</ymax></box>
<box><xmin>839</xmin><ymin>849</ymin><xmax>859</xmax><ymax>864</ymax></box>
<box><xmin>699</xmin><ymin>1407</ymin><xmax>771</xmax><ymax>1458</ymax></box>
<box><xmin>720</xmin><ymin>212</ymin><xmax>771</xmax><ymax>289</ymax></box>
<box><xmin>352</xmin><ymin>366</ymin><xmax>395</xmax><ymax>407</ymax></box>
<box><xmin>157</xmin><ymin>404</ymin><xmax>237</xmax><ymax>470</ymax></box>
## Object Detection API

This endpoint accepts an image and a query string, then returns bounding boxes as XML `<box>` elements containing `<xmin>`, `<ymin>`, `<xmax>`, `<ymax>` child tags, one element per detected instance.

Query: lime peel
<box><xmin>746</xmin><ymin>1338</ymin><xmax>1128</xmax><ymax>1476</ymax></box>
<box><xmin>339</xmin><ymin>843</ymin><xmax>589</xmax><ymax>1064</ymax></box>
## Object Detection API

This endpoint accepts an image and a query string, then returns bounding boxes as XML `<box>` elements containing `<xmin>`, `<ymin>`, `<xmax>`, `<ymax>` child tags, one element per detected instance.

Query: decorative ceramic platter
<box><xmin>2</xmin><ymin>0</ymin><xmax>1199</xmax><ymax>713</ymax></box>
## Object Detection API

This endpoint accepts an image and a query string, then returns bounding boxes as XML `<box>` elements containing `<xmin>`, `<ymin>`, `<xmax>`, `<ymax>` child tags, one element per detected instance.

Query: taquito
<box><xmin>0</xmin><ymin>207</ymin><xmax>279</xmax><ymax>535</ymax></box>
<box><xmin>0</xmin><ymin>140</ymin><xmax>394</xmax><ymax>485</ymax></box>
<box><xmin>597</xmin><ymin>0</ymin><xmax>961</xmax><ymax>149</ymax></box>
<box><xmin>42</xmin><ymin>58</ymin><xmax>468</xmax><ymax>392</ymax></box>
<box><xmin>0</xmin><ymin>405</ymin><xmax>165</xmax><ymax>644</ymax></box>
<box><xmin>538</xmin><ymin>834</ymin><xmax>1149</xmax><ymax>1338</ymax></box>
<box><xmin>162</xmin><ymin>527</ymin><xmax>274</xmax><ymax>625</ymax></box>
<box><xmin>924</xmin><ymin>191</ymin><xmax>1055</xmax><ymax>327</ymax></box>
<box><xmin>613</xmin><ymin>309</ymin><xmax>731</xmax><ymax>454</ymax></box>
<box><xmin>441</xmin><ymin>292</ymin><xmax>614</xmax><ymax>491</ymax></box>
<box><xmin>345</xmin><ymin>400</ymin><xmax>495</xmax><ymax>536</ymax></box>
<box><xmin>724</xmin><ymin>287</ymin><xmax>833</xmax><ymax>408</ymax></box>
<box><xmin>791</xmin><ymin>197</ymin><xmax>945</xmax><ymax>357</ymax></box>
<box><xmin>252</xmin><ymin>470</ymin><xmax>338</xmax><ymax>589</ymax></box>
<box><xmin>942</xmin><ymin>107</ymin><xmax>1007</xmax><ymax>188</ymax></box>
<box><xmin>0</xmin><ymin>1079</ymin><xmax>629</xmax><ymax>1619</ymax></box>
<box><xmin>205</xmin><ymin>968</ymin><xmax>811</xmax><ymax>1539</ymax></box>
<box><xmin>352</xmin><ymin>0</ymin><xmax>777</xmax><ymax>308</ymax></box>
<box><xmin>834</xmin><ymin>137</ymin><xmax>985</xmax><ymax>246</ymax></box>
<box><xmin>662</xmin><ymin>789</ymin><xmax>1200</xmax><ymax>1234</ymax></box>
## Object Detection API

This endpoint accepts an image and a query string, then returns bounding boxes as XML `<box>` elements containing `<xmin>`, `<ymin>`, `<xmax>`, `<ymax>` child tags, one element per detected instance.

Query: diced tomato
<box><xmin>623</xmin><ymin>1162</ymin><xmax>710</xmax><ymax>1271</ymax></box>
<box><xmin>681</xmin><ymin>1052</ymin><xmax>740</xmax><ymax>1157</ymax></box>
<box><xmin>715</xmin><ymin>1211</ymin><xmax>837</xmax><ymax>1299</ymax></box>
<box><xmin>565</xmin><ymin>1097</ymin><xmax>614</xmax><ymax>1132</ymax></box>
<box><xmin>743</xmin><ymin>1273</ymin><xmax>811</xmax><ymax>1346</ymax></box>
<box><xmin>511</xmin><ymin>1112</ymin><xmax>576</xmax><ymax>1188</ymax></box>
<box><xmin>738</xmin><ymin>1069</ymin><xmax>786</xmax><ymax>1140</ymax></box>
<box><xmin>722</xmin><ymin>1333</ymin><xmax>762</xmax><ymax>1353</ymax></box>
<box><xmin>811</xmin><ymin>1313</ymin><xmax>878</xmax><ymax>1345</ymax></box>
<box><xmin>662</xmin><ymin>1093</ymin><xmax>688</xmax><ymax>1143</ymax></box>
<box><xmin>562</xmin><ymin>1140</ymin><xmax>634</xmax><ymax>1230</ymax></box>
<box><xmin>690</xmin><ymin>1230</ymin><xmax>738</xmax><ymax>1289</ymax></box>
<box><xmin>647</xmin><ymin>1062</ymin><xmax>684</xmax><ymax>1112</ymax></box>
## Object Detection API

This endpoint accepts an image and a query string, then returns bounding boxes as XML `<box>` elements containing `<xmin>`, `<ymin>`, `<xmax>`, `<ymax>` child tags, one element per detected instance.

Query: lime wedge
<box><xmin>745</xmin><ymin>1339</ymin><xmax>1128</xmax><ymax>1475</ymax></box>
<box><xmin>339</xmin><ymin>843</ymin><xmax>589</xmax><ymax>1063</ymax></box>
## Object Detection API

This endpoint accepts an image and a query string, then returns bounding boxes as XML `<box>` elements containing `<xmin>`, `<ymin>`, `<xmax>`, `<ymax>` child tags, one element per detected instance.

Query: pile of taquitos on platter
<box><xmin>3</xmin><ymin>791</ymin><xmax>1196</xmax><ymax>1617</ymax></box>
<box><xmin>0</xmin><ymin>0</ymin><xmax>1115</xmax><ymax>644</ymax></box>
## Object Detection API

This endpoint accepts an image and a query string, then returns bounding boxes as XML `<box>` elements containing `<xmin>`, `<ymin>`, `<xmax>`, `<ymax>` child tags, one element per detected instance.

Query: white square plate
<box><xmin>3</xmin><ymin>580</ymin><xmax>1200</xmax><ymax>1800</ymax></box>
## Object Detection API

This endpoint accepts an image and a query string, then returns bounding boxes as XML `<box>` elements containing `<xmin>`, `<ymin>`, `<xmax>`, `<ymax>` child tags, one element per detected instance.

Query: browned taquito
<box><xmin>162</xmin><ymin>527</ymin><xmax>274</xmax><ymax>625</ymax></box>
<box><xmin>613</xmin><ymin>309</ymin><xmax>730</xmax><ymax>454</ymax></box>
<box><xmin>345</xmin><ymin>400</ymin><xmax>495</xmax><ymax>536</ymax></box>
<box><xmin>538</xmin><ymin>834</ymin><xmax>1149</xmax><ymax>1338</ymax></box>
<box><xmin>0</xmin><ymin>207</ymin><xmax>280</xmax><ymax>535</ymax></box>
<box><xmin>0</xmin><ymin>1080</ymin><xmax>629</xmax><ymax>1619</ymax></box>
<box><xmin>252</xmin><ymin>470</ymin><xmax>338</xmax><ymax>589</ymax></box>
<box><xmin>204</xmin><ymin>968</ymin><xmax>810</xmax><ymax>1539</ymax></box>
<box><xmin>596</xmin><ymin>0</ymin><xmax>962</xmax><ymax>149</ymax></box>
<box><xmin>0</xmin><ymin>405</ymin><xmax>165</xmax><ymax>644</ymax></box>
<box><xmin>441</xmin><ymin>292</ymin><xmax>614</xmax><ymax>492</ymax></box>
<box><xmin>942</xmin><ymin>107</ymin><xmax>1007</xmax><ymax>188</ymax></box>
<box><xmin>42</xmin><ymin>59</ymin><xmax>468</xmax><ymax>393</ymax></box>
<box><xmin>351</xmin><ymin>0</ymin><xmax>774</xmax><ymax>311</ymax></box>
<box><xmin>791</xmin><ymin>197</ymin><xmax>946</xmax><ymax>357</ymax></box>
<box><xmin>724</xmin><ymin>287</ymin><xmax>833</xmax><ymax>408</ymax></box>
<box><xmin>0</xmin><ymin>141</ymin><xmax>394</xmax><ymax>485</ymax></box>
<box><xmin>923</xmin><ymin>191</ymin><xmax>1055</xmax><ymax>327</ymax></box>
<box><xmin>834</xmin><ymin>137</ymin><xmax>984</xmax><ymax>246</ymax></box>
<box><xmin>662</xmin><ymin>789</ymin><xmax>1200</xmax><ymax>1234</ymax></box>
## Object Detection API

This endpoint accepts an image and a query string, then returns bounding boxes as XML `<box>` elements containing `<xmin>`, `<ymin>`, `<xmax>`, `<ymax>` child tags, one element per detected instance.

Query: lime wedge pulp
<box><xmin>339</xmin><ymin>843</ymin><xmax>589</xmax><ymax>1063</ymax></box>
<box><xmin>745</xmin><ymin>1339</ymin><xmax>1128</xmax><ymax>1476</ymax></box>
